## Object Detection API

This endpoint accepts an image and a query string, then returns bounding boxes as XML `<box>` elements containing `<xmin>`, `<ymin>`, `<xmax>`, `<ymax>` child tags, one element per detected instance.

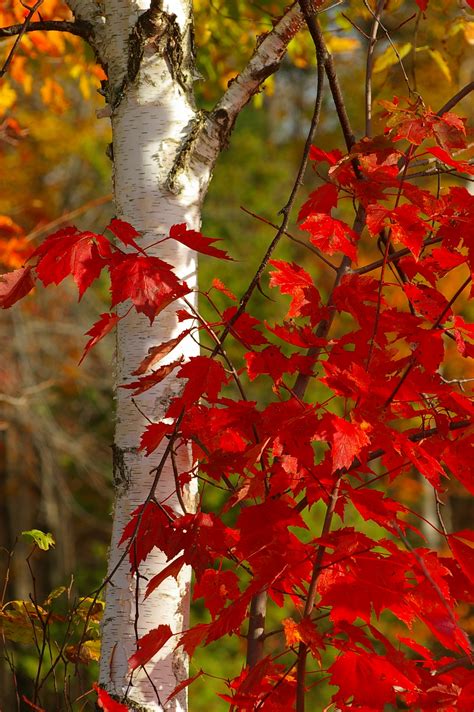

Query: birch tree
<box><xmin>1</xmin><ymin>1</ymin><xmax>306</xmax><ymax>709</ymax></box>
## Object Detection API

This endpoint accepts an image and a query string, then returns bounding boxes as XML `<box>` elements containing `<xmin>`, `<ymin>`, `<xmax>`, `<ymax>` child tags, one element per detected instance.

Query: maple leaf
<box><xmin>309</xmin><ymin>145</ymin><xmax>343</xmax><ymax>165</ymax></box>
<box><xmin>106</xmin><ymin>218</ymin><xmax>144</xmax><ymax>253</ymax></box>
<box><xmin>348</xmin><ymin>486</ymin><xmax>409</xmax><ymax>535</ymax></box>
<box><xmin>32</xmin><ymin>226</ymin><xmax>107</xmax><ymax>298</ymax></box>
<box><xmin>93</xmin><ymin>684</ymin><xmax>129</xmax><ymax>712</ymax></box>
<box><xmin>297</xmin><ymin>183</ymin><xmax>338</xmax><ymax>221</ymax></box>
<box><xmin>176</xmin><ymin>356</ymin><xmax>227</xmax><ymax>404</ymax></box>
<box><xmin>0</xmin><ymin>266</ymin><xmax>35</xmax><ymax>308</ymax></box>
<box><xmin>169</xmin><ymin>223</ymin><xmax>231</xmax><ymax>259</ymax></box>
<box><xmin>128</xmin><ymin>625</ymin><xmax>173</xmax><ymax>671</ymax></box>
<box><xmin>109</xmin><ymin>253</ymin><xmax>189</xmax><ymax>322</ymax></box>
<box><xmin>448</xmin><ymin>533</ymin><xmax>474</xmax><ymax>585</ymax></box>
<box><xmin>119</xmin><ymin>501</ymin><xmax>174</xmax><ymax>567</ymax></box>
<box><xmin>193</xmin><ymin>568</ymin><xmax>240</xmax><ymax>617</ymax></box>
<box><xmin>403</xmin><ymin>283</ymin><xmax>451</xmax><ymax>322</ymax></box>
<box><xmin>146</xmin><ymin>555</ymin><xmax>186</xmax><ymax>598</ymax></box>
<box><xmin>245</xmin><ymin>345</ymin><xmax>313</xmax><ymax>385</ymax></box>
<box><xmin>178</xmin><ymin>624</ymin><xmax>209</xmax><ymax>657</ymax></box>
<box><xmin>139</xmin><ymin>421</ymin><xmax>174</xmax><ymax>455</ymax></box>
<box><xmin>133</xmin><ymin>331</ymin><xmax>191</xmax><ymax>375</ymax></box>
<box><xmin>299</xmin><ymin>213</ymin><xmax>357</xmax><ymax>260</ymax></box>
<box><xmin>329</xmin><ymin>651</ymin><xmax>417</xmax><ymax>709</ymax></box>
<box><xmin>426</xmin><ymin>146</ymin><xmax>474</xmax><ymax>176</ymax></box>
<box><xmin>79</xmin><ymin>312</ymin><xmax>119</xmax><ymax>364</ymax></box>
<box><xmin>269</xmin><ymin>260</ymin><xmax>321</xmax><ymax>320</ymax></box>
<box><xmin>222</xmin><ymin>307</ymin><xmax>267</xmax><ymax>346</ymax></box>
<box><xmin>329</xmin><ymin>415</ymin><xmax>371</xmax><ymax>472</ymax></box>
<box><xmin>211</xmin><ymin>277</ymin><xmax>236</xmax><ymax>300</ymax></box>
<box><xmin>121</xmin><ymin>359</ymin><xmax>182</xmax><ymax>396</ymax></box>
<box><xmin>166</xmin><ymin>670</ymin><xmax>204</xmax><ymax>703</ymax></box>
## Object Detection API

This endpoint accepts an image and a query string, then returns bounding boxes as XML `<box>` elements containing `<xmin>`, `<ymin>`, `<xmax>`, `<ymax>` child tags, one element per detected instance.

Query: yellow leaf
<box><xmin>373</xmin><ymin>42</ymin><xmax>412</xmax><ymax>74</ymax></box>
<box><xmin>0</xmin><ymin>83</ymin><xmax>16</xmax><ymax>114</ymax></box>
<box><xmin>428</xmin><ymin>49</ymin><xmax>452</xmax><ymax>83</ymax></box>
<box><xmin>282</xmin><ymin>618</ymin><xmax>302</xmax><ymax>647</ymax></box>
<box><xmin>463</xmin><ymin>22</ymin><xmax>474</xmax><ymax>45</ymax></box>
<box><xmin>65</xmin><ymin>639</ymin><xmax>101</xmax><ymax>664</ymax></box>
<box><xmin>325</xmin><ymin>36</ymin><xmax>360</xmax><ymax>54</ymax></box>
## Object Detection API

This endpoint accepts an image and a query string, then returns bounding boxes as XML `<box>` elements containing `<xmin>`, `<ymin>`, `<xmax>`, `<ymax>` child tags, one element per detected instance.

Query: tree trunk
<box><xmin>95</xmin><ymin>1</ymin><xmax>206</xmax><ymax>709</ymax></box>
<box><xmin>61</xmin><ymin>1</ymin><xmax>302</xmax><ymax>708</ymax></box>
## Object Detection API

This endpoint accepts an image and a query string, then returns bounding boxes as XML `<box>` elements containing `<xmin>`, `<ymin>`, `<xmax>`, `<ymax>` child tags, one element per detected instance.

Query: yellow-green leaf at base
<box><xmin>22</xmin><ymin>529</ymin><xmax>55</xmax><ymax>551</ymax></box>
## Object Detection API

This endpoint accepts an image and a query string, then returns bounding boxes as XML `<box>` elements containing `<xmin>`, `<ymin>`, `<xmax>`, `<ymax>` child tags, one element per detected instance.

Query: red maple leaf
<box><xmin>329</xmin><ymin>415</ymin><xmax>371</xmax><ymax>472</ymax></box>
<box><xmin>329</xmin><ymin>651</ymin><xmax>417</xmax><ymax>709</ymax></box>
<box><xmin>79</xmin><ymin>312</ymin><xmax>119</xmax><ymax>364</ymax></box>
<box><xmin>94</xmin><ymin>684</ymin><xmax>129</xmax><ymax>711</ymax></box>
<box><xmin>139</xmin><ymin>421</ymin><xmax>174</xmax><ymax>455</ymax></box>
<box><xmin>193</xmin><ymin>568</ymin><xmax>240</xmax><ymax>617</ymax></box>
<box><xmin>121</xmin><ymin>359</ymin><xmax>182</xmax><ymax>395</ymax></box>
<box><xmin>0</xmin><ymin>266</ymin><xmax>35</xmax><ymax>308</ymax></box>
<box><xmin>106</xmin><ymin>218</ymin><xmax>144</xmax><ymax>253</ymax></box>
<box><xmin>169</xmin><ymin>223</ymin><xmax>230</xmax><ymax>259</ymax></box>
<box><xmin>299</xmin><ymin>213</ymin><xmax>357</xmax><ymax>260</ymax></box>
<box><xmin>298</xmin><ymin>183</ymin><xmax>338</xmax><ymax>221</ymax></box>
<box><xmin>109</xmin><ymin>254</ymin><xmax>189</xmax><ymax>322</ymax></box>
<box><xmin>128</xmin><ymin>625</ymin><xmax>173</xmax><ymax>671</ymax></box>
<box><xmin>176</xmin><ymin>356</ymin><xmax>227</xmax><ymax>404</ymax></box>
<box><xmin>32</xmin><ymin>226</ymin><xmax>107</xmax><ymax>297</ymax></box>
<box><xmin>269</xmin><ymin>260</ymin><xmax>321</xmax><ymax>320</ymax></box>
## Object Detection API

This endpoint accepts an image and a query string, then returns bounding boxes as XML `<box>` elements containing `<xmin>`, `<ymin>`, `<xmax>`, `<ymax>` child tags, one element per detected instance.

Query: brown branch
<box><xmin>437</xmin><ymin>81</ymin><xmax>474</xmax><ymax>116</ymax></box>
<box><xmin>213</xmin><ymin>36</ymin><xmax>326</xmax><ymax>357</ymax></box>
<box><xmin>246</xmin><ymin>589</ymin><xmax>268</xmax><ymax>667</ymax></box>
<box><xmin>0</xmin><ymin>19</ymin><xmax>93</xmax><ymax>42</ymax></box>
<box><xmin>0</xmin><ymin>0</ymin><xmax>45</xmax><ymax>80</ymax></box>
<box><xmin>296</xmin><ymin>474</ymin><xmax>342</xmax><ymax>712</ymax></box>
<box><xmin>365</xmin><ymin>0</ymin><xmax>385</xmax><ymax>137</ymax></box>
<box><xmin>353</xmin><ymin>235</ymin><xmax>442</xmax><ymax>275</ymax></box>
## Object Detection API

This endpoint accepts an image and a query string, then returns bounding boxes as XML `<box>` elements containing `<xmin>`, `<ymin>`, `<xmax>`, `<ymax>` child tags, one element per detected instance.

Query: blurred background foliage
<box><xmin>0</xmin><ymin>0</ymin><xmax>473</xmax><ymax>708</ymax></box>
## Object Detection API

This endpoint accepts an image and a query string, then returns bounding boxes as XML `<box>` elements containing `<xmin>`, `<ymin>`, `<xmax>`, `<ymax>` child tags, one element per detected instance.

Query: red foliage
<box><xmin>3</xmin><ymin>98</ymin><xmax>474</xmax><ymax>710</ymax></box>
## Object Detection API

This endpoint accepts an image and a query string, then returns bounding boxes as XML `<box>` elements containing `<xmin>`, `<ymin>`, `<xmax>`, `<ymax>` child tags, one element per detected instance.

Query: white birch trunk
<box><xmin>97</xmin><ymin>2</ymin><xmax>206</xmax><ymax>709</ymax></box>
<box><xmin>61</xmin><ymin>1</ymin><xmax>303</xmax><ymax>708</ymax></box>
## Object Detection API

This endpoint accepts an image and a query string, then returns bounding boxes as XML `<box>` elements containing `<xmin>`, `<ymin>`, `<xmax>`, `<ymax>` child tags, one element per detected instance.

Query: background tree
<box><xmin>1</xmin><ymin>1</ymin><xmax>473</xmax><ymax>711</ymax></box>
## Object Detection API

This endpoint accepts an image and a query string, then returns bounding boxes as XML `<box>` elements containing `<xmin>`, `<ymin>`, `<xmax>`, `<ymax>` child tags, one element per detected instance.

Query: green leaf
<box><xmin>22</xmin><ymin>529</ymin><xmax>55</xmax><ymax>551</ymax></box>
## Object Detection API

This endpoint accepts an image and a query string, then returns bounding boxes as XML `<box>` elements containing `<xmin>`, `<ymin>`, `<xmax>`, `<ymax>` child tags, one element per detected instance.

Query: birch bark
<box><xmin>61</xmin><ymin>1</ymin><xmax>304</xmax><ymax>709</ymax></box>
<box><xmin>96</xmin><ymin>2</ymin><xmax>204</xmax><ymax>709</ymax></box>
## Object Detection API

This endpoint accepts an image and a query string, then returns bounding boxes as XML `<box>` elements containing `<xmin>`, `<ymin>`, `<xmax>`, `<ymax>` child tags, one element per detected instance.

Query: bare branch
<box><xmin>0</xmin><ymin>19</ymin><xmax>93</xmax><ymax>42</ymax></box>
<box><xmin>437</xmin><ymin>81</ymin><xmax>474</xmax><ymax>116</ymax></box>
<box><xmin>0</xmin><ymin>0</ymin><xmax>45</xmax><ymax>80</ymax></box>
<box><xmin>365</xmin><ymin>0</ymin><xmax>385</xmax><ymax>137</ymax></box>
<box><xmin>167</xmin><ymin>2</ymin><xmax>305</xmax><ymax>191</ymax></box>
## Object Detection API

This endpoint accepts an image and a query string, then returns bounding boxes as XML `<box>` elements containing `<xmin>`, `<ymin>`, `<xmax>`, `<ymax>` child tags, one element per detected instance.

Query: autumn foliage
<box><xmin>2</xmin><ymin>88</ymin><xmax>473</xmax><ymax>709</ymax></box>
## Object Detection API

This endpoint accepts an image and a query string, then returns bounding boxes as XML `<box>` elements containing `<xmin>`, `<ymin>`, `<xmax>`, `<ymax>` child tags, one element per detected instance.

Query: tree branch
<box><xmin>0</xmin><ymin>19</ymin><xmax>93</xmax><ymax>42</ymax></box>
<box><xmin>167</xmin><ymin>1</ymin><xmax>305</xmax><ymax>190</ymax></box>
<box><xmin>0</xmin><ymin>0</ymin><xmax>45</xmax><ymax>79</ymax></box>
<box><xmin>437</xmin><ymin>81</ymin><xmax>474</xmax><ymax>116</ymax></box>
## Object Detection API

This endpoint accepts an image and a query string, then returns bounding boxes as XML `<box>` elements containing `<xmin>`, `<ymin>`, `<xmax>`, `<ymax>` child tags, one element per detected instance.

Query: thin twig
<box><xmin>365</xmin><ymin>0</ymin><xmax>385</xmax><ymax>137</ymax></box>
<box><xmin>0</xmin><ymin>1</ymin><xmax>45</xmax><ymax>79</ymax></box>
<box><xmin>437</xmin><ymin>81</ymin><xmax>474</xmax><ymax>116</ymax></box>
<box><xmin>240</xmin><ymin>206</ymin><xmax>338</xmax><ymax>271</ymax></box>
<box><xmin>213</xmin><ymin>37</ymin><xmax>326</xmax><ymax>357</ymax></box>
